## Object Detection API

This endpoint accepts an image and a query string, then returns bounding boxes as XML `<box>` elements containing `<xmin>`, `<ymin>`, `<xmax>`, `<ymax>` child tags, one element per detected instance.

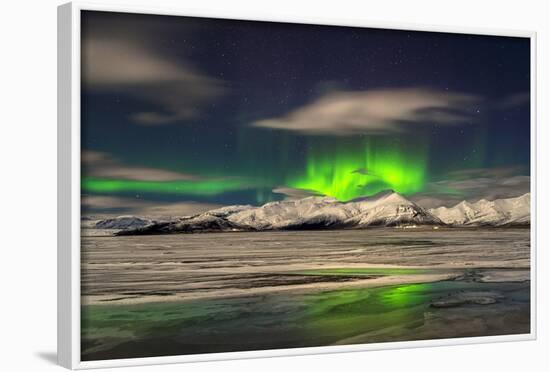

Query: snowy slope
<box><xmin>95</xmin><ymin>215</ymin><xmax>153</xmax><ymax>229</ymax></box>
<box><xmin>346</xmin><ymin>192</ymin><xmax>442</xmax><ymax>227</ymax></box>
<box><xmin>429</xmin><ymin>193</ymin><xmax>530</xmax><ymax>226</ymax></box>
<box><xmin>103</xmin><ymin>192</ymin><xmax>530</xmax><ymax>235</ymax></box>
<box><xmin>226</xmin><ymin>192</ymin><xmax>443</xmax><ymax>230</ymax></box>
<box><xmin>116</xmin><ymin>191</ymin><xmax>443</xmax><ymax>235</ymax></box>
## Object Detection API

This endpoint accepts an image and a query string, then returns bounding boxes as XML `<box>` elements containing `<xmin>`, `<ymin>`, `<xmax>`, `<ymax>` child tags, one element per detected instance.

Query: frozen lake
<box><xmin>81</xmin><ymin>228</ymin><xmax>530</xmax><ymax>360</ymax></box>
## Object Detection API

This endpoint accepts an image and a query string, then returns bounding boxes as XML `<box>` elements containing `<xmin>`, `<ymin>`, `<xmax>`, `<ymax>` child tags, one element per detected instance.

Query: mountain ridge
<box><xmin>428</xmin><ymin>193</ymin><xmax>530</xmax><ymax>226</ymax></box>
<box><xmin>90</xmin><ymin>192</ymin><xmax>530</xmax><ymax>235</ymax></box>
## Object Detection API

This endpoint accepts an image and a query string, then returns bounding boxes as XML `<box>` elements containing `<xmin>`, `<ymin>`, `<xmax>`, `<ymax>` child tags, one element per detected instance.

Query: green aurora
<box><xmin>80</xmin><ymin>11</ymin><xmax>530</xmax><ymax>211</ymax></box>
<box><xmin>82</xmin><ymin>177</ymin><xmax>252</xmax><ymax>196</ymax></box>
<box><xmin>287</xmin><ymin>138</ymin><xmax>429</xmax><ymax>200</ymax></box>
<box><xmin>81</xmin><ymin>137</ymin><xmax>435</xmax><ymax>203</ymax></box>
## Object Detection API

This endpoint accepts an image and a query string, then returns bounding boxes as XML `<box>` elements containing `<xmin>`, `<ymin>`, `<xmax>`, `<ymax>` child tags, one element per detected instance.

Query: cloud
<box><xmin>253</xmin><ymin>88</ymin><xmax>480</xmax><ymax>135</ymax></box>
<box><xmin>138</xmin><ymin>202</ymin><xmax>224</xmax><ymax>217</ymax></box>
<box><xmin>351</xmin><ymin>168</ymin><xmax>378</xmax><ymax>176</ymax></box>
<box><xmin>411</xmin><ymin>167</ymin><xmax>530</xmax><ymax>208</ymax></box>
<box><xmin>445</xmin><ymin>166</ymin><xmax>525</xmax><ymax>179</ymax></box>
<box><xmin>272</xmin><ymin>187</ymin><xmax>322</xmax><ymax>200</ymax></box>
<box><xmin>82</xmin><ymin>195</ymin><xmax>223</xmax><ymax>218</ymax></box>
<box><xmin>82</xmin><ymin>28</ymin><xmax>224</xmax><ymax>125</ymax></box>
<box><xmin>82</xmin><ymin>150</ymin><xmax>198</xmax><ymax>181</ymax></box>
<box><xmin>496</xmin><ymin>92</ymin><xmax>530</xmax><ymax>110</ymax></box>
<box><xmin>81</xmin><ymin>195</ymin><xmax>144</xmax><ymax>210</ymax></box>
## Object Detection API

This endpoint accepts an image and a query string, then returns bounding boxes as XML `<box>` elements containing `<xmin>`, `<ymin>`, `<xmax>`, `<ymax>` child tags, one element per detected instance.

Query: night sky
<box><xmin>81</xmin><ymin>11</ymin><xmax>531</xmax><ymax>217</ymax></box>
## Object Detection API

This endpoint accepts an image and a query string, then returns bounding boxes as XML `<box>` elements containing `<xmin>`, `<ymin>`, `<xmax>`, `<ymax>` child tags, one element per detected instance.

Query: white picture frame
<box><xmin>57</xmin><ymin>1</ymin><xmax>537</xmax><ymax>369</ymax></box>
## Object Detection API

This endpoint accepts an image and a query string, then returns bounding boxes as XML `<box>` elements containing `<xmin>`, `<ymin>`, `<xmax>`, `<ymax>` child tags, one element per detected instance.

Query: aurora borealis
<box><xmin>82</xmin><ymin>177</ymin><xmax>251</xmax><ymax>196</ymax></box>
<box><xmin>287</xmin><ymin>138</ymin><xmax>428</xmax><ymax>200</ymax></box>
<box><xmin>81</xmin><ymin>11</ymin><xmax>531</xmax><ymax>216</ymax></box>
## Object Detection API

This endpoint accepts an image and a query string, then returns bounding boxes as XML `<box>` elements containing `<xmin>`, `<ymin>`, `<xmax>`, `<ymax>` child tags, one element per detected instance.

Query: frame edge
<box><xmin>58</xmin><ymin>2</ymin><xmax>75</xmax><ymax>369</ymax></box>
<box><xmin>65</xmin><ymin>2</ymin><xmax>537</xmax><ymax>369</ymax></box>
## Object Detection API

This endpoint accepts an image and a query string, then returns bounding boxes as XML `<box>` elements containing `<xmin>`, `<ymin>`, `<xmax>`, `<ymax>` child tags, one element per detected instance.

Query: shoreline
<box><xmin>81</xmin><ymin>225</ymin><xmax>531</xmax><ymax>238</ymax></box>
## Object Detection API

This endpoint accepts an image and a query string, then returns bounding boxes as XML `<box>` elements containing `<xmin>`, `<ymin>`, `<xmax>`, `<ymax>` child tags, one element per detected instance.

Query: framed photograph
<box><xmin>58</xmin><ymin>1</ymin><xmax>536</xmax><ymax>369</ymax></box>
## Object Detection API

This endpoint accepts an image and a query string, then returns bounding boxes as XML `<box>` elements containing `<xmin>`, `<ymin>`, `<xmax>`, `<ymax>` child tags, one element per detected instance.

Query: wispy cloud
<box><xmin>496</xmin><ymin>92</ymin><xmax>530</xmax><ymax>110</ymax></box>
<box><xmin>82</xmin><ymin>195</ymin><xmax>223</xmax><ymax>218</ymax></box>
<box><xmin>82</xmin><ymin>150</ymin><xmax>198</xmax><ymax>181</ymax></box>
<box><xmin>411</xmin><ymin>167</ymin><xmax>530</xmax><ymax>208</ymax></box>
<box><xmin>272</xmin><ymin>187</ymin><xmax>322</xmax><ymax>200</ymax></box>
<box><xmin>253</xmin><ymin>88</ymin><xmax>480</xmax><ymax>135</ymax></box>
<box><xmin>82</xmin><ymin>25</ymin><xmax>224</xmax><ymax>125</ymax></box>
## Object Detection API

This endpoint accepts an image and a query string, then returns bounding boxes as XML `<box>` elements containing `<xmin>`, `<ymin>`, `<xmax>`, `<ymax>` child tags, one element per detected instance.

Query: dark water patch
<box><xmin>99</xmin><ymin>296</ymin><xmax>142</xmax><ymax>302</ymax></box>
<box><xmin>361</xmin><ymin>240</ymin><xmax>439</xmax><ymax>247</ymax></box>
<box><xmin>230</xmin><ymin>274</ymin><xmax>374</xmax><ymax>289</ymax></box>
<box><xmin>430</xmin><ymin>290</ymin><xmax>504</xmax><ymax>308</ymax></box>
<box><xmin>123</xmin><ymin>291</ymin><xmax>175</xmax><ymax>297</ymax></box>
<box><xmin>292</xmin><ymin>267</ymin><xmax>431</xmax><ymax>276</ymax></box>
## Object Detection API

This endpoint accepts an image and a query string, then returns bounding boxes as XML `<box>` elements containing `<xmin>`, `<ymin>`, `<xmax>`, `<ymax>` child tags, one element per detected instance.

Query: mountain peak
<box><xmin>105</xmin><ymin>192</ymin><xmax>530</xmax><ymax>236</ymax></box>
<box><xmin>430</xmin><ymin>193</ymin><xmax>530</xmax><ymax>226</ymax></box>
<box><xmin>379</xmin><ymin>191</ymin><xmax>411</xmax><ymax>204</ymax></box>
<box><xmin>347</xmin><ymin>189</ymin><xmax>398</xmax><ymax>203</ymax></box>
<box><xmin>457</xmin><ymin>200</ymin><xmax>474</xmax><ymax>208</ymax></box>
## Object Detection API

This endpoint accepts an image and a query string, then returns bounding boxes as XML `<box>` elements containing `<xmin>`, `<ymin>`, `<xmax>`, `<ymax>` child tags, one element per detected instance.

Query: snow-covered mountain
<box><xmin>429</xmin><ymin>193</ymin><xmax>530</xmax><ymax>226</ymax></box>
<box><xmin>226</xmin><ymin>192</ymin><xmax>442</xmax><ymax>230</ymax></box>
<box><xmin>102</xmin><ymin>192</ymin><xmax>530</xmax><ymax>235</ymax></box>
<box><xmin>94</xmin><ymin>215</ymin><xmax>153</xmax><ymax>229</ymax></box>
<box><xmin>115</xmin><ymin>191</ymin><xmax>443</xmax><ymax>235</ymax></box>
